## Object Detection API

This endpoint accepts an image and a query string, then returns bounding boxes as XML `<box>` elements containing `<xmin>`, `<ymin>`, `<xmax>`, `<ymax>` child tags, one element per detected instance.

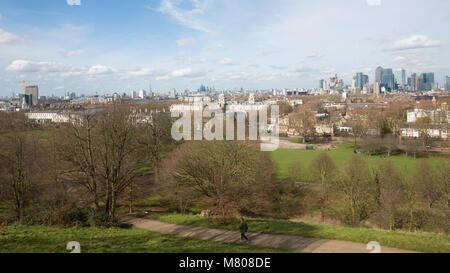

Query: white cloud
<box><xmin>87</xmin><ymin>65</ymin><xmax>115</xmax><ymax>75</ymax></box>
<box><xmin>320</xmin><ymin>68</ymin><xmax>337</xmax><ymax>75</ymax></box>
<box><xmin>393</xmin><ymin>56</ymin><xmax>407</xmax><ymax>63</ymax></box>
<box><xmin>176</xmin><ymin>37</ymin><xmax>195</xmax><ymax>46</ymax></box>
<box><xmin>219</xmin><ymin>57</ymin><xmax>238</xmax><ymax>65</ymax></box>
<box><xmin>393</xmin><ymin>35</ymin><xmax>443</xmax><ymax>50</ymax></box>
<box><xmin>128</xmin><ymin>68</ymin><xmax>167</xmax><ymax>77</ymax></box>
<box><xmin>156</xmin><ymin>75</ymin><xmax>170</xmax><ymax>81</ymax></box>
<box><xmin>258</xmin><ymin>50</ymin><xmax>277</xmax><ymax>56</ymax></box>
<box><xmin>65</xmin><ymin>49</ymin><xmax>85</xmax><ymax>57</ymax></box>
<box><xmin>172</xmin><ymin>68</ymin><xmax>193</xmax><ymax>77</ymax></box>
<box><xmin>0</xmin><ymin>28</ymin><xmax>23</xmax><ymax>44</ymax></box>
<box><xmin>6</xmin><ymin>60</ymin><xmax>75</xmax><ymax>73</ymax></box>
<box><xmin>366</xmin><ymin>0</ymin><xmax>381</xmax><ymax>6</ymax></box>
<box><xmin>306</xmin><ymin>51</ymin><xmax>324</xmax><ymax>59</ymax></box>
<box><xmin>171</xmin><ymin>68</ymin><xmax>205</xmax><ymax>78</ymax></box>
<box><xmin>129</xmin><ymin>68</ymin><xmax>155</xmax><ymax>76</ymax></box>
<box><xmin>156</xmin><ymin>0</ymin><xmax>213</xmax><ymax>33</ymax></box>
<box><xmin>392</xmin><ymin>53</ymin><xmax>436</xmax><ymax>70</ymax></box>
<box><xmin>270</xmin><ymin>65</ymin><xmax>286</xmax><ymax>70</ymax></box>
<box><xmin>208</xmin><ymin>44</ymin><xmax>226</xmax><ymax>51</ymax></box>
<box><xmin>227</xmin><ymin>72</ymin><xmax>252</xmax><ymax>80</ymax></box>
<box><xmin>67</xmin><ymin>0</ymin><xmax>81</xmax><ymax>6</ymax></box>
<box><xmin>6</xmin><ymin>60</ymin><xmax>39</xmax><ymax>72</ymax></box>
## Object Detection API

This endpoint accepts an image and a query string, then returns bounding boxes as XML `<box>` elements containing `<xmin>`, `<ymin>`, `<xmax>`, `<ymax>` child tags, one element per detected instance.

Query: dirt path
<box><xmin>277</xmin><ymin>139</ymin><xmax>338</xmax><ymax>150</ymax></box>
<box><xmin>120</xmin><ymin>215</ymin><xmax>417</xmax><ymax>253</ymax></box>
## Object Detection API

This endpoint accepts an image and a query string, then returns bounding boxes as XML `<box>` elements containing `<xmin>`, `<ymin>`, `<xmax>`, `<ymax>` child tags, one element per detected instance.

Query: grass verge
<box><xmin>151</xmin><ymin>213</ymin><xmax>450</xmax><ymax>253</ymax></box>
<box><xmin>0</xmin><ymin>225</ymin><xmax>294</xmax><ymax>253</ymax></box>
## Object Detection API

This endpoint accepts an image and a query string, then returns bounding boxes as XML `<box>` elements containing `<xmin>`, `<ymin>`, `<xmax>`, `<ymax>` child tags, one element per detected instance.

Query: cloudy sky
<box><xmin>0</xmin><ymin>0</ymin><xmax>449</xmax><ymax>96</ymax></box>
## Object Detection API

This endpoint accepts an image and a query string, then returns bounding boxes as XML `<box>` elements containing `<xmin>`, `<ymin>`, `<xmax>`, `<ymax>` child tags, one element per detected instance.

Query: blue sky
<box><xmin>0</xmin><ymin>0</ymin><xmax>449</xmax><ymax>96</ymax></box>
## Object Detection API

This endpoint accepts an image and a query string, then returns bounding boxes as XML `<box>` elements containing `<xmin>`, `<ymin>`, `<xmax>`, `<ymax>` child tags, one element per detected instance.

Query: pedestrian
<box><xmin>239</xmin><ymin>217</ymin><xmax>249</xmax><ymax>243</ymax></box>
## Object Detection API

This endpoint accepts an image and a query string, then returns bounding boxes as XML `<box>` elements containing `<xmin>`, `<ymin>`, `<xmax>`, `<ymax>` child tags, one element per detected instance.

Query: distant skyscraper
<box><xmin>318</xmin><ymin>79</ymin><xmax>325</xmax><ymax>89</ymax></box>
<box><xmin>394</xmin><ymin>68</ymin><xmax>406</xmax><ymax>86</ymax></box>
<box><xmin>170</xmin><ymin>88</ymin><xmax>176</xmax><ymax>99</ymax></box>
<box><xmin>19</xmin><ymin>94</ymin><xmax>33</xmax><ymax>108</ymax></box>
<box><xmin>410</xmin><ymin>73</ymin><xmax>418</xmax><ymax>91</ymax></box>
<box><xmin>421</xmin><ymin>72</ymin><xmax>435</xmax><ymax>91</ymax></box>
<box><xmin>374</xmin><ymin>81</ymin><xmax>380</xmax><ymax>96</ymax></box>
<box><xmin>375</xmin><ymin>66</ymin><xmax>383</xmax><ymax>83</ymax></box>
<box><xmin>381</xmin><ymin>68</ymin><xmax>394</xmax><ymax>91</ymax></box>
<box><xmin>354</xmin><ymin>73</ymin><xmax>364</xmax><ymax>89</ymax></box>
<box><xmin>138</xmin><ymin>89</ymin><xmax>146</xmax><ymax>99</ymax></box>
<box><xmin>446</xmin><ymin>76</ymin><xmax>450</xmax><ymax>92</ymax></box>
<box><xmin>25</xmin><ymin>85</ymin><xmax>39</xmax><ymax>105</ymax></box>
<box><xmin>363</xmin><ymin>74</ymin><xmax>369</xmax><ymax>86</ymax></box>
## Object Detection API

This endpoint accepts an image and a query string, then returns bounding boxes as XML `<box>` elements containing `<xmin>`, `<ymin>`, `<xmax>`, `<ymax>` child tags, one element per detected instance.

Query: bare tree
<box><xmin>59</xmin><ymin>108</ymin><xmax>140</xmax><ymax>220</ymax></box>
<box><xmin>59</xmin><ymin>114</ymin><xmax>101</xmax><ymax>210</ymax></box>
<box><xmin>337</xmin><ymin>155</ymin><xmax>372</xmax><ymax>225</ymax></box>
<box><xmin>436</xmin><ymin>160</ymin><xmax>450</xmax><ymax>210</ymax></box>
<box><xmin>401</xmin><ymin>138</ymin><xmax>423</xmax><ymax>159</ymax></box>
<box><xmin>97</xmin><ymin>108</ymin><xmax>139</xmax><ymax>218</ymax></box>
<box><xmin>385</xmin><ymin>104</ymin><xmax>407</xmax><ymax>141</ymax></box>
<box><xmin>348</xmin><ymin>109</ymin><xmax>370</xmax><ymax>148</ymax></box>
<box><xmin>416</xmin><ymin>117</ymin><xmax>433</xmax><ymax>150</ymax></box>
<box><xmin>375</xmin><ymin>161</ymin><xmax>405</xmax><ymax>231</ymax></box>
<box><xmin>163</xmin><ymin>141</ymin><xmax>274</xmax><ymax>222</ymax></box>
<box><xmin>415</xmin><ymin>161</ymin><xmax>441</xmax><ymax>208</ymax></box>
<box><xmin>289</xmin><ymin>109</ymin><xmax>316</xmax><ymax>143</ymax></box>
<box><xmin>382</xmin><ymin>134</ymin><xmax>398</xmax><ymax>157</ymax></box>
<box><xmin>0</xmin><ymin>133</ymin><xmax>40</xmax><ymax>223</ymax></box>
<box><xmin>277</xmin><ymin>101</ymin><xmax>293</xmax><ymax>115</ymax></box>
<box><xmin>310</xmin><ymin>152</ymin><xmax>337</xmax><ymax>220</ymax></box>
<box><xmin>137</xmin><ymin>110</ymin><xmax>174</xmax><ymax>184</ymax></box>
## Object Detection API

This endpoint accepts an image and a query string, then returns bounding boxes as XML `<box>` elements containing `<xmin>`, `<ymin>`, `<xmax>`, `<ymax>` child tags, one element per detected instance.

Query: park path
<box><xmin>119</xmin><ymin>215</ymin><xmax>417</xmax><ymax>253</ymax></box>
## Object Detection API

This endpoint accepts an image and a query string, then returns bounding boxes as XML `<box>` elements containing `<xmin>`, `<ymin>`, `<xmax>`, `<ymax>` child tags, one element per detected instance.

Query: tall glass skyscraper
<box><xmin>375</xmin><ymin>66</ymin><xmax>383</xmax><ymax>83</ymax></box>
<box><xmin>410</xmin><ymin>73</ymin><xmax>419</xmax><ymax>91</ymax></box>
<box><xmin>421</xmin><ymin>72</ymin><xmax>435</xmax><ymax>91</ymax></box>
<box><xmin>375</xmin><ymin>66</ymin><xmax>394</xmax><ymax>91</ymax></box>
<box><xmin>355</xmin><ymin>73</ymin><xmax>364</xmax><ymax>89</ymax></box>
<box><xmin>394</xmin><ymin>68</ymin><xmax>406</xmax><ymax>86</ymax></box>
<box><xmin>381</xmin><ymin>68</ymin><xmax>395</xmax><ymax>91</ymax></box>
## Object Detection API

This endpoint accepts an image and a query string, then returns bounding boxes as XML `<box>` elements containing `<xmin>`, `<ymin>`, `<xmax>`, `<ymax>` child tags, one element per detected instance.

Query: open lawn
<box><xmin>0</xmin><ymin>225</ymin><xmax>292</xmax><ymax>253</ymax></box>
<box><xmin>271</xmin><ymin>144</ymin><xmax>447</xmax><ymax>181</ymax></box>
<box><xmin>151</xmin><ymin>213</ymin><xmax>450</xmax><ymax>253</ymax></box>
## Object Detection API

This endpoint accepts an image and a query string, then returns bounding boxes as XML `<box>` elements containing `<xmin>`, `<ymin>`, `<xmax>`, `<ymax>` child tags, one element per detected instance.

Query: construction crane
<box><xmin>16</xmin><ymin>80</ymin><xmax>37</xmax><ymax>93</ymax></box>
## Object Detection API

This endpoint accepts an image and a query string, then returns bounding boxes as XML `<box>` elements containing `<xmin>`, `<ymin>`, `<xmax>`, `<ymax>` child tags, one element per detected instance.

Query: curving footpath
<box><xmin>119</xmin><ymin>215</ymin><xmax>417</xmax><ymax>253</ymax></box>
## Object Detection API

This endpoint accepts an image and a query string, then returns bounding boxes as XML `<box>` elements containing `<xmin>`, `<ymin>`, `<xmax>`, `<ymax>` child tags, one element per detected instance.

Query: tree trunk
<box><xmin>128</xmin><ymin>182</ymin><xmax>133</xmax><ymax>214</ymax></box>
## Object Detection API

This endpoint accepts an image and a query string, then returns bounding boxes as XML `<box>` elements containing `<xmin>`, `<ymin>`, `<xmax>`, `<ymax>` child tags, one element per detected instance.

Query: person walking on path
<box><xmin>239</xmin><ymin>217</ymin><xmax>249</xmax><ymax>243</ymax></box>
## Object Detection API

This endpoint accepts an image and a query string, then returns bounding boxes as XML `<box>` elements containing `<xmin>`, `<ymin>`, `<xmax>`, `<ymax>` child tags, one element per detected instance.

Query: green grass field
<box><xmin>0</xmin><ymin>225</ymin><xmax>292</xmax><ymax>253</ymax></box>
<box><xmin>151</xmin><ymin>213</ymin><xmax>450</xmax><ymax>253</ymax></box>
<box><xmin>271</xmin><ymin>144</ymin><xmax>446</xmax><ymax>181</ymax></box>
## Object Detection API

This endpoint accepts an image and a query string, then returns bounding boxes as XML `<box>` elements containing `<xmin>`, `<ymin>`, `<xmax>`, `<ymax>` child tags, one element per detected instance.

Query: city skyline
<box><xmin>0</xmin><ymin>0</ymin><xmax>449</xmax><ymax>96</ymax></box>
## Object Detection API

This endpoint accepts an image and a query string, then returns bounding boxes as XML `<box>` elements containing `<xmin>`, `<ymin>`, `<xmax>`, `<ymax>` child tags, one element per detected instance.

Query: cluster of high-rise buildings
<box><xmin>319</xmin><ymin>67</ymin><xmax>448</xmax><ymax>94</ymax></box>
<box><xmin>371</xmin><ymin>66</ymin><xmax>439</xmax><ymax>93</ymax></box>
